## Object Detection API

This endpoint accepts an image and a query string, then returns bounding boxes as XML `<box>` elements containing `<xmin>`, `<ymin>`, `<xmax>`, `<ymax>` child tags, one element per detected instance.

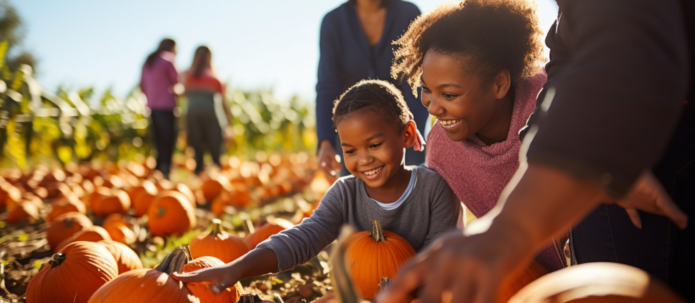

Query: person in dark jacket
<box><xmin>378</xmin><ymin>0</ymin><xmax>694</xmax><ymax>302</ymax></box>
<box><xmin>315</xmin><ymin>0</ymin><xmax>425</xmax><ymax>182</ymax></box>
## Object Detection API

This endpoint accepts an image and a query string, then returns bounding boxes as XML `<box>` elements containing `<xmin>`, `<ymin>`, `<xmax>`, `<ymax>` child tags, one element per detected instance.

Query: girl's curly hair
<box><xmin>391</xmin><ymin>0</ymin><xmax>545</xmax><ymax>96</ymax></box>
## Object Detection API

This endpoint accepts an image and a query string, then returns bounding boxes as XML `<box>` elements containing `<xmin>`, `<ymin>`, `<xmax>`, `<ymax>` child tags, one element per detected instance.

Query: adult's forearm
<box><xmin>480</xmin><ymin>162</ymin><xmax>607</xmax><ymax>258</ymax></box>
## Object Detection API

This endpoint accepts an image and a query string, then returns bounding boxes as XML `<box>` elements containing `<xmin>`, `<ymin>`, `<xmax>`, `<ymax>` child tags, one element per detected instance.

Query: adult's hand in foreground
<box><xmin>612</xmin><ymin>171</ymin><xmax>688</xmax><ymax>229</ymax></box>
<box><xmin>173</xmin><ymin>263</ymin><xmax>238</xmax><ymax>295</ymax></box>
<box><xmin>318</xmin><ymin>140</ymin><xmax>342</xmax><ymax>183</ymax></box>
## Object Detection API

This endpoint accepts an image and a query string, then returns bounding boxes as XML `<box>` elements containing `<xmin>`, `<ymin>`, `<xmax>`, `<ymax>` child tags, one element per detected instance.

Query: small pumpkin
<box><xmin>105</xmin><ymin>224</ymin><xmax>137</xmax><ymax>245</ymax></box>
<box><xmin>147</xmin><ymin>191</ymin><xmax>197</xmax><ymax>237</ymax></box>
<box><xmin>183</xmin><ymin>256</ymin><xmax>244</xmax><ymax>302</ymax></box>
<box><xmin>55</xmin><ymin>226</ymin><xmax>112</xmax><ymax>252</ymax></box>
<box><xmin>47</xmin><ymin>195</ymin><xmax>86</xmax><ymax>222</ymax></box>
<box><xmin>91</xmin><ymin>187</ymin><xmax>131</xmax><ymax>216</ymax></box>
<box><xmin>97</xmin><ymin>240</ymin><xmax>144</xmax><ymax>274</ymax></box>
<box><xmin>102</xmin><ymin>213</ymin><xmax>132</xmax><ymax>230</ymax></box>
<box><xmin>130</xmin><ymin>180</ymin><xmax>158</xmax><ymax>217</ymax></box>
<box><xmin>0</xmin><ymin>184</ymin><xmax>22</xmax><ymax>211</ymax></box>
<box><xmin>25</xmin><ymin>241</ymin><xmax>118</xmax><ymax>303</ymax></box>
<box><xmin>190</xmin><ymin>219</ymin><xmax>248</xmax><ymax>263</ymax></box>
<box><xmin>87</xmin><ymin>246</ymin><xmax>198</xmax><ymax>303</ymax></box>
<box><xmin>6</xmin><ymin>200</ymin><xmax>40</xmax><ymax>224</ymax></box>
<box><xmin>244</xmin><ymin>218</ymin><xmax>294</xmax><ymax>250</ymax></box>
<box><xmin>175</xmin><ymin>183</ymin><xmax>197</xmax><ymax>207</ymax></box>
<box><xmin>508</xmin><ymin>262</ymin><xmax>685</xmax><ymax>303</ymax></box>
<box><xmin>46</xmin><ymin>212</ymin><xmax>93</xmax><ymax>250</ymax></box>
<box><xmin>201</xmin><ymin>175</ymin><xmax>232</xmax><ymax>202</ymax></box>
<box><xmin>346</xmin><ymin>220</ymin><xmax>416</xmax><ymax>300</ymax></box>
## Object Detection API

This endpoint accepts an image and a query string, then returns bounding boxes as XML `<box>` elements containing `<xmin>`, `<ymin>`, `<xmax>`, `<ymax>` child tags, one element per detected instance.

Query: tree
<box><xmin>0</xmin><ymin>0</ymin><xmax>36</xmax><ymax>71</ymax></box>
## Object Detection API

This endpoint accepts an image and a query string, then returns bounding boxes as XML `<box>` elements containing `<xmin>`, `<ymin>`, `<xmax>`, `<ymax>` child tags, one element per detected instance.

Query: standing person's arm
<box><xmin>378</xmin><ymin>1</ymin><xmax>689</xmax><ymax>302</ymax></box>
<box><xmin>167</xmin><ymin>61</ymin><xmax>183</xmax><ymax>96</ymax></box>
<box><xmin>316</xmin><ymin>13</ymin><xmax>344</xmax><ymax>181</ymax></box>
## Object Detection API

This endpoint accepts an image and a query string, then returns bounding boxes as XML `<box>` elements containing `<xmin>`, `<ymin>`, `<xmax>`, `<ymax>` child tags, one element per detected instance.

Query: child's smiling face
<box><xmin>420</xmin><ymin>50</ymin><xmax>511</xmax><ymax>144</ymax></box>
<box><xmin>336</xmin><ymin>108</ymin><xmax>414</xmax><ymax>191</ymax></box>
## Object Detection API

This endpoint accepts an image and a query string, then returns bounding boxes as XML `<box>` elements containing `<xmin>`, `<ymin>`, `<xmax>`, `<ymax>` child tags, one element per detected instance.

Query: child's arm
<box><xmin>421</xmin><ymin>179</ymin><xmax>462</xmax><ymax>249</ymax></box>
<box><xmin>173</xmin><ymin>247</ymin><xmax>277</xmax><ymax>294</ymax></box>
<box><xmin>174</xmin><ymin>183</ymin><xmax>347</xmax><ymax>292</ymax></box>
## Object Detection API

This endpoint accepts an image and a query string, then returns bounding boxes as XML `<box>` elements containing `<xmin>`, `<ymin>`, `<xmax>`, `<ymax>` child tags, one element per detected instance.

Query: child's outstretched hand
<box><xmin>173</xmin><ymin>264</ymin><xmax>238</xmax><ymax>295</ymax></box>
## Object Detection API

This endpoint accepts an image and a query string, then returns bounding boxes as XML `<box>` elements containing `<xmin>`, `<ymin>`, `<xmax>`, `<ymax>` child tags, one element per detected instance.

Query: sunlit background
<box><xmin>12</xmin><ymin>0</ymin><xmax>558</xmax><ymax>102</ymax></box>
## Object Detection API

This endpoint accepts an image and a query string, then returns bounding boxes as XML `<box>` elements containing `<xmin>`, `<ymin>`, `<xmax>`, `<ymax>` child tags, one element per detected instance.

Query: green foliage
<box><xmin>0</xmin><ymin>39</ymin><xmax>316</xmax><ymax>169</ymax></box>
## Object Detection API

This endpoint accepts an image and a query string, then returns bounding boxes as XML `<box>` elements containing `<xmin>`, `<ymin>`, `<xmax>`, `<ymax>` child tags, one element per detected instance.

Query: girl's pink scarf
<box><xmin>426</xmin><ymin>73</ymin><xmax>545</xmax><ymax>219</ymax></box>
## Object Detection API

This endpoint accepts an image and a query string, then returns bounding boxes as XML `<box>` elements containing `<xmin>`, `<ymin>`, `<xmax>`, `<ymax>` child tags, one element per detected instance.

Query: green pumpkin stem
<box><xmin>155</xmin><ymin>246</ymin><xmax>190</xmax><ymax>274</ymax></box>
<box><xmin>49</xmin><ymin>253</ymin><xmax>66</xmax><ymax>267</ymax></box>
<box><xmin>210</xmin><ymin>218</ymin><xmax>224</xmax><ymax>237</ymax></box>
<box><xmin>370</xmin><ymin>219</ymin><xmax>386</xmax><ymax>242</ymax></box>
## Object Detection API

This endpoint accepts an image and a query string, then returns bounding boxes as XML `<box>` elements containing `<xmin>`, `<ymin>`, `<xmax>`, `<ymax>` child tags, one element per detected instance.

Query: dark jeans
<box><xmin>571</xmin><ymin>107</ymin><xmax>695</xmax><ymax>301</ymax></box>
<box><xmin>150</xmin><ymin>110</ymin><xmax>177</xmax><ymax>179</ymax></box>
<box><xmin>187</xmin><ymin>109</ymin><xmax>222</xmax><ymax>175</ymax></box>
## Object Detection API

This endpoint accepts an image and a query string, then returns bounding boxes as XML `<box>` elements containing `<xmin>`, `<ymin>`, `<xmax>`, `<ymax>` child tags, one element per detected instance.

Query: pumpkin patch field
<box><xmin>0</xmin><ymin>153</ymin><xmax>339</xmax><ymax>303</ymax></box>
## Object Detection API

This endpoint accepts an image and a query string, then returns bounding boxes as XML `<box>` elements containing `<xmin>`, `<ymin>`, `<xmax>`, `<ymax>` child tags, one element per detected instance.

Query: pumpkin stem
<box><xmin>63</xmin><ymin>218</ymin><xmax>74</xmax><ymax>228</ymax></box>
<box><xmin>157</xmin><ymin>206</ymin><xmax>166</xmax><ymax>218</ymax></box>
<box><xmin>370</xmin><ymin>219</ymin><xmax>386</xmax><ymax>242</ymax></box>
<box><xmin>155</xmin><ymin>246</ymin><xmax>189</xmax><ymax>274</ymax></box>
<box><xmin>379</xmin><ymin>277</ymin><xmax>392</xmax><ymax>292</ymax></box>
<box><xmin>210</xmin><ymin>218</ymin><xmax>224</xmax><ymax>237</ymax></box>
<box><xmin>330</xmin><ymin>225</ymin><xmax>362</xmax><ymax>303</ymax></box>
<box><xmin>48</xmin><ymin>253</ymin><xmax>66</xmax><ymax>267</ymax></box>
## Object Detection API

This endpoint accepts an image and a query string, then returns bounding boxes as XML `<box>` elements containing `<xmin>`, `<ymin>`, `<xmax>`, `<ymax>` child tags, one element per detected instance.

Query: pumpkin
<box><xmin>105</xmin><ymin>224</ymin><xmax>137</xmax><ymax>245</ymax></box>
<box><xmin>55</xmin><ymin>226</ymin><xmax>112</xmax><ymax>252</ymax></box>
<box><xmin>346</xmin><ymin>220</ymin><xmax>416</xmax><ymax>300</ymax></box>
<box><xmin>508</xmin><ymin>262</ymin><xmax>685</xmax><ymax>303</ymax></box>
<box><xmin>6</xmin><ymin>200</ymin><xmax>39</xmax><ymax>224</ymax></box>
<box><xmin>91</xmin><ymin>187</ymin><xmax>131</xmax><ymax>216</ymax></box>
<box><xmin>102</xmin><ymin>213</ymin><xmax>132</xmax><ymax>230</ymax></box>
<box><xmin>130</xmin><ymin>180</ymin><xmax>158</xmax><ymax>217</ymax></box>
<box><xmin>201</xmin><ymin>175</ymin><xmax>232</xmax><ymax>202</ymax></box>
<box><xmin>183</xmin><ymin>256</ymin><xmax>244</xmax><ymax>302</ymax></box>
<box><xmin>0</xmin><ymin>184</ymin><xmax>22</xmax><ymax>211</ymax></box>
<box><xmin>88</xmin><ymin>246</ymin><xmax>198</xmax><ymax>303</ymax></box>
<box><xmin>97</xmin><ymin>240</ymin><xmax>144</xmax><ymax>274</ymax></box>
<box><xmin>175</xmin><ymin>183</ymin><xmax>197</xmax><ymax>207</ymax></box>
<box><xmin>25</xmin><ymin>241</ymin><xmax>118</xmax><ymax>303</ymax></box>
<box><xmin>47</xmin><ymin>195</ymin><xmax>86</xmax><ymax>222</ymax></box>
<box><xmin>147</xmin><ymin>191</ymin><xmax>197</xmax><ymax>237</ymax></box>
<box><xmin>190</xmin><ymin>219</ymin><xmax>248</xmax><ymax>263</ymax></box>
<box><xmin>497</xmin><ymin>260</ymin><xmax>548</xmax><ymax>303</ymax></box>
<box><xmin>211</xmin><ymin>195</ymin><xmax>232</xmax><ymax>215</ymax></box>
<box><xmin>244</xmin><ymin>218</ymin><xmax>294</xmax><ymax>250</ymax></box>
<box><xmin>46</xmin><ymin>212</ymin><xmax>93</xmax><ymax>250</ymax></box>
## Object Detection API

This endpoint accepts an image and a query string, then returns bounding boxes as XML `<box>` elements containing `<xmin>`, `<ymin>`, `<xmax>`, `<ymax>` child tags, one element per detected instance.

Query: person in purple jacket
<box><xmin>140</xmin><ymin>38</ymin><xmax>180</xmax><ymax>179</ymax></box>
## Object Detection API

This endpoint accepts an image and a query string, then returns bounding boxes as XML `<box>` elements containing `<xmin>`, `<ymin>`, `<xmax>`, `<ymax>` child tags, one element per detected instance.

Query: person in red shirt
<box><xmin>182</xmin><ymin>46</ymin><xmax>231</xmax><ymax>175</ymax></box>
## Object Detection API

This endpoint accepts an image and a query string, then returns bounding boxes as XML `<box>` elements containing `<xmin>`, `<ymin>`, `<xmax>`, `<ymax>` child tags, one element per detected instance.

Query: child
<box><xmin>174</xmin><ymin>80</ymin><xmax>461</xmax><ymax>293</ymax></box>
<box><xmin>390</xmin><ymin>0</ymin><xmax>565</xmax><ymax>271</ymax></box>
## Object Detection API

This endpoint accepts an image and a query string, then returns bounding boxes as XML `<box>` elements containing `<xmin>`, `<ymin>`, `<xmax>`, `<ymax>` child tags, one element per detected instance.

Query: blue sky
<box><xmin>11</xmin><ymin>0</ymin><xmax>558</xmax><ymax>103</ymax></box>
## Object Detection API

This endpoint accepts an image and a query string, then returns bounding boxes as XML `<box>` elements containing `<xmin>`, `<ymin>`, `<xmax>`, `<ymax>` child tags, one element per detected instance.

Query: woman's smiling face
<box><xmin>420</xmin><ymin>50</ymin><xmax>504</xmax><ymax>142</ymax></box>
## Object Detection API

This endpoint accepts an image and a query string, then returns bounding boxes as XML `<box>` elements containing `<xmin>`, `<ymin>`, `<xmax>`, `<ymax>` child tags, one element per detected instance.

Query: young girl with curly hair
<box><xmin>391</xmin><ymin>0</ymin><xmax>565</xmax><ymax>271</ymax></box>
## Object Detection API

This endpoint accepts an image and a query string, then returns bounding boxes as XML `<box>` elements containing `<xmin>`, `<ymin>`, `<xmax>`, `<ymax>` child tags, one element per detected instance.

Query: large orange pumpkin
<box><xmin>91</xmin><ymin>187</ymin><xmax>131</xmax><ymax>216</ymax></box>
<box><xmin>46</xmin><ymin>212</ymin><xmax>93</xmax><ymax>250</ymax></box>
<box><xmin>147</xmin><ymin>191</ymin><xmax>197</xmax><ymax>237</ymax></box>
<box><xmin>244</xmin><ymin>218</ymin><xmax>294</xmax><ymax>250</ymax></box>
<box><xmin>130</xmin><ymin>181</ymin><xmax>158</xmax><ymax>217</ymax></box>
<box><xmin>47</xmin><ymin>195</ymin><xmax>86</xmax><ymax>222</ymax></box>
<box><xmin>6</xmin><ymin>201</ymin><xmax>39</xmax><ymax>224</ymax></box>
<box><xmin>346</xmin><ymin>220</ymin><xmax>416</xmax><ymax>300</ymax></box>
<box><xmin>88</xmin><ymin>246</ymin><xmax>198</xmax><ymax>303</ymax></box>
<box><xmin>508</xmin><ymin>262</ymin><xmax>685</xmax><ymax>303</ymax></box>
<box><xmin>55</xmin><ymin>226</ymin><xmax>112</xmax><ymax>252</ymax></box>
<box><xmin>183</xmin><ymin>256</ymin><xmax>244</xmax><ymax>302</ymax></box>
<box><xmin>25</xmin><ymin>241</ymin><xmax>118</xmax><ymax>303</ymax></box>
<box><xmin>190</xmin><ymin>219</ymin><xmax>248</xmax><ymax>263</ymax></box>
<box><xmin>97</xmin><ymin>240</ymin><xmax>144</xmax><ymax>274</ymax></box>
